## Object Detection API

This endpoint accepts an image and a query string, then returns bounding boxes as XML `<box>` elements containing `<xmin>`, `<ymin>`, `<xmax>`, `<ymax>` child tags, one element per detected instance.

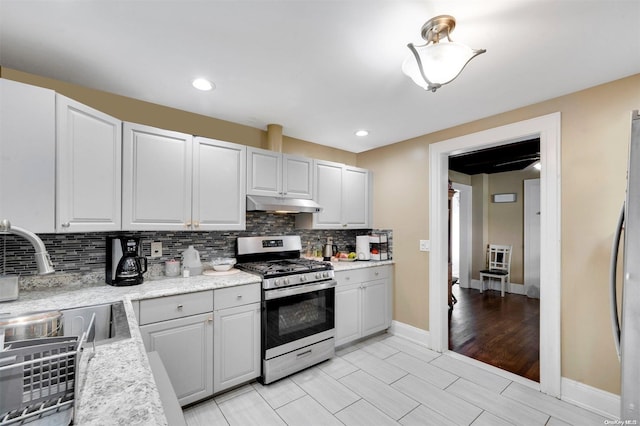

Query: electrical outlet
<box><xmin>151</xmin><ymin>241</ymin><xmax>162</xmax><ymax>258</ymax></box>
<box><xmin>419</xmin><ymin>240</ymin><xmax>430</xmax><ymax>252</ymax></box>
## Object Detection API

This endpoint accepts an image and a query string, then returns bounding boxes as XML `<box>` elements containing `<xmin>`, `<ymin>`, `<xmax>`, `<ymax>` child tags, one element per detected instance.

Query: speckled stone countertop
<box><xmin>0</xmin><ymin>261</ymin><xmax>393</xmax><ymax>425</ymax></box>
<box><xmin>330</xmin><ymin>259</ymin><xmax>394</xmax><ymax>271</ymax></box>
<box><xmin>1</xmin><ymin>271</ymin><xmax>261</xmax><ymax>426</ymax></box>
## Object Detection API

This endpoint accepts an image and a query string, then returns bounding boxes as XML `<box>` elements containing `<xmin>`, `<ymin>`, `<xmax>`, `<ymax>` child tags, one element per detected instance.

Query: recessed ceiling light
<box><xmin>355</xmin><ymin>130</ymin><xmax>369</xmax><ymax>137</ymax></box>
<box><xmin>192</xmin><ymin>78</ymin><xmax>215</xmax><ymax>91</ymax></box>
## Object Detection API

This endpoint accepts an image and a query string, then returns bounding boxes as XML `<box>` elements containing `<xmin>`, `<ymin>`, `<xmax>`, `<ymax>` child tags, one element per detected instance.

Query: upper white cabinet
<box><xmin>193</xmin><ymin>137</ymin><xmax>246</xmax><ymax>230</ymax></box>
<box><xmin>297</xmin><ymin>159</ymin><xmax>371</xmax><ymax>229</ymax></box>
<box><xmin>122</xmin><ymin>124</ymin><xmax>246</xmax><ymax>231</ymax></box>
<box><xmin>122</xmin><ymin>122</ymin><xmax>193</xmax><ymax>231</ymax></box>
<box><xmin>56</xmin><ymin>95</ymin><xmax>122</xmax><ymax>232</ymax></box>
<box><xmin>0</xmin><ymin>79</ymin><xmax>56</xmax><ymax>233</ymax></box>
<box><xmin>247</xmin><ymin>147</ymin><xmax>313</xmax><ymax>199</ymax></box>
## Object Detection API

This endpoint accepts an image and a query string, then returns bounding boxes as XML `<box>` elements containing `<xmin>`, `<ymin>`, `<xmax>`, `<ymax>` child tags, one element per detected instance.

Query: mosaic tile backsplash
<box><xmin>1</xmin><ymin>212</ymin><xmax>392</xmax><ymax>287</ymax></box>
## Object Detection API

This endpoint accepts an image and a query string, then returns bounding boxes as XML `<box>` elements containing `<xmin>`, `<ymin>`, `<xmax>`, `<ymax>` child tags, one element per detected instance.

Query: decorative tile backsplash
<box><xmin>1</xmin><ymin>212</ymin><xmax>392</xmax><ymax>286</ymax></box>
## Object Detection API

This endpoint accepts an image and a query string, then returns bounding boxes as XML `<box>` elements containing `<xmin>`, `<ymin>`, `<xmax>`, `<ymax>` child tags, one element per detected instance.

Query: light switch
<box><xmin>419</xmin><ymin>240</ymin><xmax>430</xmax><ymax>252</ymax></box>
<box><xmin>151</xmin><ymin>241</ymin><xmax>162</xmax><ymax>258</ymax></box>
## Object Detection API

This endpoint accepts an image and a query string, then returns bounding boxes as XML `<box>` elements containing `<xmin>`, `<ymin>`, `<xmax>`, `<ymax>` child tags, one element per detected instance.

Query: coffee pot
<box><xmin>106</xmin><ymin>236</ymin><xmax>147</xmax><ymax>286</ymax></box>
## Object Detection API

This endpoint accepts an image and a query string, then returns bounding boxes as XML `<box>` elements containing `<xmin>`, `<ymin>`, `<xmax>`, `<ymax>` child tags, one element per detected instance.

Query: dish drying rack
<box><xmin>0</xmin><ymin>316</ymin><xmax>94</xmax><ymax>425</ymax></box>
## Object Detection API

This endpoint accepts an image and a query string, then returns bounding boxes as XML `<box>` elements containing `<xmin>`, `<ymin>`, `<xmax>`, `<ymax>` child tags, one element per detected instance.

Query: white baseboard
<box><xmin>389</xmin><ymin>320</ymin><xmax>430</xmax><ymax>347</ymax></box>
<box><xmin>561</xmin><ymin>377</ymin><xmax>620</xmax><ymax>420</ymax></box>
<box><xmin>390</xmin><ymin>320</ymin><xmax>620</xmax><ymax>419</ymax></box>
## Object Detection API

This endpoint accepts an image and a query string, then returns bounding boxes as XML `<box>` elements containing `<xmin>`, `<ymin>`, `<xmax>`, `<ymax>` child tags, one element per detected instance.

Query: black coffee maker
<box><xmin>106</xmin><ymin>236</ymin><xmax>147</xmax><ymax>286</ymax></box>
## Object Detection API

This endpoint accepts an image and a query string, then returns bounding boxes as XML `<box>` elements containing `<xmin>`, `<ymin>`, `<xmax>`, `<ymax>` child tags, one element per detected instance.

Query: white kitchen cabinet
<box><xmin>56</xmin><ymin>95</ymin><xmax>122</xmax><ymax>232</ymax></box>
<box><xmin>213</xmin><ymin>284</ymin><xmax>261</xmax><ymax>393</ymax></box>
<box><xmin>335</xmin><ymin>281</ymin><xmax>361</xmax><ymax>345</ymax></box>
<box><xmin>193</xmin><ymin>137</ymin><xmax>246</xmax><ymax>230</ymax></box>
<box><xmin>122</xmin><ymin>122</ymin><xmax>193</xmax><ymax>231</ymax></box>
<box><xmin>296</xmin><ymin>160</ymin><xmax>370</xmax><ymax>229</ymax></box>
<box><xmin>247</xmin><ymin>147</ymin><xmax>313</xmax><ymax>199</ymax></box>
<box><xmin>335</xmin><ymin>265</ymin><xmax>392</xmax><ymax>347</ymax></box>
<box><xmin>140</xmin><ymin>313</ymin><xmax>213</xmax><ymax>406</ymax></box>
<box><xmin>139</xmin><ymin>291</ymin><xmax>214</xmax><ymax>406</ymax></box>
<box><xmin>122</xmin><ymin>124</ymin><xmax>246</xmax><ymax>231</ymax></box>
<box><xmin>0</xmin><ymin>79</ymin><xmax>55</xmax><ymax>233</ymax></box>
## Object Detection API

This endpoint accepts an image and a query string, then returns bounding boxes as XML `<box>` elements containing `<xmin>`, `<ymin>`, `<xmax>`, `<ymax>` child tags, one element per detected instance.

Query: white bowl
<box><xmin>212</xmin><ymin>264</ymin><xmax>234</xmax><ymax>272</ymax></box>
<box><xmin>210</xmin><ymin>258</ymin><xmax>236</xmax><ymax>272</ymax></box>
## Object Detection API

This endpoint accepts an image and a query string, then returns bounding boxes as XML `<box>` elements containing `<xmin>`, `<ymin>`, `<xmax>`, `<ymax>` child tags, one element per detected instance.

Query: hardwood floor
<box><xmin>448</xmin><ymin>285</ymin><xmax>540</xmax><ymax>382</ymax></box>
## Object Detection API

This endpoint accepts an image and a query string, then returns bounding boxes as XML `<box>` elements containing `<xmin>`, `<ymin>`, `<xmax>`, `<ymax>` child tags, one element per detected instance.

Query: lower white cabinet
<box><xmin>139</xmin><ymin>291</ymin><xmax>214</xmax><ymax>406</ymax></box>
<box><xmin>335</xmin><ymin>265</ymin><xmax>392</xmax><ymax>347</ymax></box>
<box><xmin>213</xmin><ymin>284</ymin><xmax>261</xmax><ymax>393</ymax></box>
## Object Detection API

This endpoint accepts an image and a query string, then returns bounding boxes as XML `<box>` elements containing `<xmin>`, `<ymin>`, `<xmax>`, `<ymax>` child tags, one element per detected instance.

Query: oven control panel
<box><xmin>263</xmin><ymin>270</ymin><xmax>335</xmax><ymax>290</ymax></box>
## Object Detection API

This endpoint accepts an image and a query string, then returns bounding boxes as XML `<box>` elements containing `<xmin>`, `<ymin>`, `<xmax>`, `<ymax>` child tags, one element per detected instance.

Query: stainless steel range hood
<box><xmin>246</xmin><ymin>195</ymin><xmax>322</xmax><ymax>213</ymax></box>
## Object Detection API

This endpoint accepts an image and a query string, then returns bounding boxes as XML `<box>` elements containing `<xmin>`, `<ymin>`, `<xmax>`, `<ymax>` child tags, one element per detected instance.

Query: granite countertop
<box><xmin>0</xmin><ymin>261</ymin><xmax>393</xmax><ymax>425</ymax></box>
<box><xmin>330</xmin><ymin>259</ymin><xmax>394</xmax><ymax>271</ymax></box>
<box><xmin>1</xmin><ymin>270</ymin><xmax>261</xmax><ymax>426</ymax></box>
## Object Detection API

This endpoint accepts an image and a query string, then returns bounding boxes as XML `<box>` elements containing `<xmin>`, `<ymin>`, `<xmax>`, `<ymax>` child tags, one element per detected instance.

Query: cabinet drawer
<box><xmin>214</xmin><ymin>284</ymin><xmax>261</xmax><ymax>310</ymax></box>
<box><xmin>139</xmin><ymin>290</ymin><xmax>214</xmax><ymax>325</ymax></box>
<box><xmin>335</xmin><ymin>268</ymin><xmax>368</xmax><ymax>286</ymax></box>
<box><xmin>363</xmin><ymin>266</ymin><xmax>389</xmax><ymax>281</ymax></box>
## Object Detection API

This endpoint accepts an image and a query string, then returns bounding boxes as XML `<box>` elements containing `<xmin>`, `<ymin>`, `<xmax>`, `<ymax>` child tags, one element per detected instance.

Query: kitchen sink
<box><xmin>60</xmin><ymin>301</ymin><xmax>131</xmax><ymax>345</ymax></box>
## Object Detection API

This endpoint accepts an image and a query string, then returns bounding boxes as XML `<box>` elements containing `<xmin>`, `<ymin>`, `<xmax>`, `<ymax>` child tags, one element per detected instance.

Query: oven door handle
<box><xmin>264</xmin><ymin>280</ymin><xmax>337</xmax><ymax>300</ymax></box>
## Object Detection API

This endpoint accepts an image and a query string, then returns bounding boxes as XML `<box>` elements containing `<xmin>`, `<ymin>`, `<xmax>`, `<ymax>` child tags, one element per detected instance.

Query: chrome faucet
<box><xmin>0</xmin><ymin>219</ymin><xmax>55</xmax><ymax>275</ymax></box>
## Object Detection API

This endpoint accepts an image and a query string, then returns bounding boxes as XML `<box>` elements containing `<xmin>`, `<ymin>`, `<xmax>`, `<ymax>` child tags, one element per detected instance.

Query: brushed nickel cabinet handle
<box><xmin>61</xmin><ymin>222</ymin><xmax>70</xmax><ymax>228</ymax></box>
<box><xmin>177</xmin><ymin>304</ymin><xmax>183</xmax><ymax>310</ymax></box>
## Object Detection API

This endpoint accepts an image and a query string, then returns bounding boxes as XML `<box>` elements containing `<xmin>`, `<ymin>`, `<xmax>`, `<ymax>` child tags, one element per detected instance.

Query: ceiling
<box><xmin>449</xmin><ymin>138</ymin><xmax>540</xmax><ymax>175</ymax></box>
<box><xmin>1</xmin><ymin>1</ymin><xmax>639</xmax><ymax>154</ymax></box>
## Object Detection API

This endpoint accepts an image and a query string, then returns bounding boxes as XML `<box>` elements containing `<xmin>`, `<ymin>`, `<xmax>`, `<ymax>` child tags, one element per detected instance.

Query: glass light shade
<box><xmin>402</xmin><ymin>42</ymin><xmax>483</xmax><ymax>90</ymax></box>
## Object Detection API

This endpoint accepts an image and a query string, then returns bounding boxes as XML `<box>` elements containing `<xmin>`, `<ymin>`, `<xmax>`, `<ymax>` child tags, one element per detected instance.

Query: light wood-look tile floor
<box><xmin>183</xmin><ymin>334</ymin><xmax>611</xmax><ymax>426</ymax></box>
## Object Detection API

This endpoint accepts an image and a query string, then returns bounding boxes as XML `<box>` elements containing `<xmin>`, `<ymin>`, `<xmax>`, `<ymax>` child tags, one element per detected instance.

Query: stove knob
<box><xmin>315</xmin><ymin>273</ymin><xmax>322</xmax><ymax>279</ymax></box>
<box><xmin>274</xmin><ymin>279</ymin><xmax>281</xmax><ymax>287</ymax></box>
<box><xmin>283</xmin><ymin>278</ymin><xmax>289</xmax><ymax>286</ymax></box>
<box><xmin>300</xmin><ymin>275</ymin><xmax>307</xmax><ymax>282</ymax></box>
<box><xmin>323</xmin><ymin>272</ymin><xmax>329</xmax><ymax>278</ymax></box>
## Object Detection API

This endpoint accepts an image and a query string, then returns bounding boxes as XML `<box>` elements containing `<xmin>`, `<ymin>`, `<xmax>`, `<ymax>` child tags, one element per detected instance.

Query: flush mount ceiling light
<box><xmin>192</xmin><ymin>78</ymin><xmax>215</xmax><ymax>91</ymax></box>
<box><xmin>355</xmin><ymin>130</ymin><xmax>369</xmax><ymax>137</ymax></box>
<box><xmin>402</xmin><ymin>15</ymin><xmax>486</xmax><ymax>92</ymax></box>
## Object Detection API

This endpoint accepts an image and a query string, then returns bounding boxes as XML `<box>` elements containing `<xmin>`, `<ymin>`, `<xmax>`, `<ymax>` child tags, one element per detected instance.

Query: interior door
<box><xmin>524</xmin><ymin>178</ymin><xmax>541</xmax><ymax>298</ymax></box>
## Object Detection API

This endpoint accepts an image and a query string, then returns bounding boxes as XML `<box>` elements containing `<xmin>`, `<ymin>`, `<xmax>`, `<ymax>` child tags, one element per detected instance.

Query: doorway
<box><xmin>428</xmin><ymin>113</ymin><xmax>561</xmax><ymax>397</ymax></box>
<box><xmin>448</xmin><ymin>150</ymin><xmax>540</xmax><ymax>382</ymax></box>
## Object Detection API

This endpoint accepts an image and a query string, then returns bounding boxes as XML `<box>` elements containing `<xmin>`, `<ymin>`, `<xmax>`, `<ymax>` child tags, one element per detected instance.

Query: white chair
<box><xmin>479</xmin><ymin>244</ymin><xmax>512</xmax><ymax>297</ymax></box>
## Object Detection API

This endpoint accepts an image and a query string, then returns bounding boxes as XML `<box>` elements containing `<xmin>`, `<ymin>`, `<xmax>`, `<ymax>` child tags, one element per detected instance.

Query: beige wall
<box><xmin>358</xmin><ymin>73</ymin><xmax>640</xmax><ymax>395</ymax></box>
<box><xmin>450</xmin><ymin>168</ymin><xmax>540</xmax><ymax>284</ymax></box>
<box><xmin>487</xmin><ymin>169</ymin><xmax>540</xmax><ymax>285</ymax></box>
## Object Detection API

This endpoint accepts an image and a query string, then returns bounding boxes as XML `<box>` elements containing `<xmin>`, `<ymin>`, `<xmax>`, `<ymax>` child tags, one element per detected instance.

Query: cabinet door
<box><xmin>56</xmin><ymin>95</ymin><xmax>122</xmax><ymax>232</ymax></box>
<box><xmin>213</xmin><ymin>303</ymin><xmax>260</xmax><ymax>393</ymax></box>
<box><xmin>140</xmin><ymin>313</ymin><xmax>213</xmax><ymax>406</ymax></box>
<box><xmin>342</xmin><ymin>166</ymin><xmax>370</xmax><ymax>229</ymax></box>
<box><xmin>0</xmin><ymin>79</ymin><xmax>55</xmax><ymax>233</ymax></box>
<box><xmin>247</xmin><ymin>147</ymin><xmax>281</xmax><ymax>196</ymax></box>
<box><xmin>313</xmin><ymin>160</ymin><xmax>344</xmax><ymax>228</ymax></box>
<box><xmin>193</xmin><ymin>137</ymin><xmax>246</xmax><ymax>230</ymax></box>
<box><xmin>361</xmin><ymin>278</ymin><xmax>389</xmax><ymax>337</ymax></box>
<box><xmin>335</xmin><ymin>283</ymin><xmax>361</xmax><ymax>346</ymax></box>
<box><xmin>283</xmin><ymin>154</ymin><xmax>313</xmax><ymax>199</ymax></box>
<box><xmin>122</xmin><ymin>123</ymin><xmax>193</xmax><ymax>230</ymax></box>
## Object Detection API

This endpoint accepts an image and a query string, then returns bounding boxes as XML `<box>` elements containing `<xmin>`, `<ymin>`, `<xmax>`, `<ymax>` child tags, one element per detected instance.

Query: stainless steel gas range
<box><xmin>235</xmin><ymin>235</ymin><xmax>336</xmax><ymax>384</ymax></box>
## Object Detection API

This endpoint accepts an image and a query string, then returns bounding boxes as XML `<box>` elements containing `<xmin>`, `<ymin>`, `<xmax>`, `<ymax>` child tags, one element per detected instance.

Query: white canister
<box><xmin>165</xmin><ymin>260</ymin><xmax>181</xmax><ymax>277</ymax></box>
<box><xmin>356</xmin><ymin>235</ymin><xmax>371</xmax><ymax>261</ymax></box>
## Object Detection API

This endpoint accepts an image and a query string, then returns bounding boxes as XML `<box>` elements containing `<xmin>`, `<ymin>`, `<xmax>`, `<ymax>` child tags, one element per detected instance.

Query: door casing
<box><xmin>428</xmin><ymin>113</ymin><xmax>561</xmax><ymax>397</ymax></box>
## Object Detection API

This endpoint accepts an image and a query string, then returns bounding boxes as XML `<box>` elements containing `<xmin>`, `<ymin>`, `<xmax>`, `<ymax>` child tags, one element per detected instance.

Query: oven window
<box><xmin>264</xmin><ymin>287</ymin><xmax>334</xmax><ymax>351</ymax></box>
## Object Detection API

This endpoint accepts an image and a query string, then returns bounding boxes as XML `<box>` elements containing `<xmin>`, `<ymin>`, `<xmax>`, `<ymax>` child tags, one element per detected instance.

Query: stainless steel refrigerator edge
<box><xmin>610</xmin><ymin>110</ymin><xmax>640</xmax><ymax>422</ymax></box>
